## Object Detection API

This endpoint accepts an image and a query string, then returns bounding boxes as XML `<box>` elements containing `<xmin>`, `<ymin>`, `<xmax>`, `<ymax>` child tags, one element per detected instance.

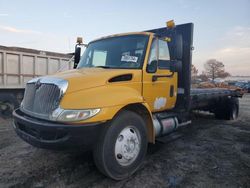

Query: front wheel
<box><xmin>0</xmin><ymin>94</ymin><xmax>19</xmax><ymax>117</ymax></box>
<box><xmin>93</xmin><ymin>110</ymin><xmax>148</xmax><ymax>180</ymax></box>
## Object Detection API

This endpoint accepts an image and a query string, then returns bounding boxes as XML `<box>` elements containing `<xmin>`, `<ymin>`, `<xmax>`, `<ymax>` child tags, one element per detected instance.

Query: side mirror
<box><xmin>175</xmin><ymin>34</ymin><xmax>183</xmax><ymax>60</ymax></box>
<box><xmin>146</xmin><ymin>60</ymin><xmax>157</xmax><ymax>73</ymax></box>
<box><xmin>73</xmin><ymin>46</ymin><xmax>81</xmax><ymax>69</ymax></box>
<box><xmin>158</xmin><ymin>60</ymin><xmax>182</xmax><ymax>73</ymax></box>
<box><xmin>158</xmin><ymin>60</ymin><xmax>170</xmax><ymax>69</ymax></box>
<box><xmin>170</xmin><ymin>60</ymin><xmax>182</xmax><ymax>73</ymax></box>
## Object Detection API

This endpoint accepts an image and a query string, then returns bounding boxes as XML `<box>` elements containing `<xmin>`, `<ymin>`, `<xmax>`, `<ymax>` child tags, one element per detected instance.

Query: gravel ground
<box><xmin>0</xmin><ymin>94</ymin><xmax>250</xmax><ymax>188</ymax></box>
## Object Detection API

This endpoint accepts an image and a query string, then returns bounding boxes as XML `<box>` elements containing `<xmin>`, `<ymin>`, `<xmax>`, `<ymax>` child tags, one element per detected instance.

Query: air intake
<box><xmin>109</xmin><ymin>74</ymin><xmax>133</xmax><ymax>83</ymax></box>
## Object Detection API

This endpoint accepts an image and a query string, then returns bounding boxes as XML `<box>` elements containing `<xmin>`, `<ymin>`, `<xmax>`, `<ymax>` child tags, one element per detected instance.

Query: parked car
<box><xmin>235</xmin><ymin>81</ymin><xmax>248</xmax><ymax>89</ymax></box>
<box><xmin>243</xmin><ymin>82</ymin><xmax>250</xmax><ymax>93</ymax></box>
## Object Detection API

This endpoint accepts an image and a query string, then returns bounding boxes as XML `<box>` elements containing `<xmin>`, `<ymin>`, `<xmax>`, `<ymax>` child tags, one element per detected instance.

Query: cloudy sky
<box><xmin>0</xmin><ymin>0</ymin><xmax>249</xmax><ymax>75</ymax></box>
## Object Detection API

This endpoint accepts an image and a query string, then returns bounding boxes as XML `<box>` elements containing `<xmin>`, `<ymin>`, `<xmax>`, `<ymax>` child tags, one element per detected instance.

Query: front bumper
<box><xmin>13</xmin><ymin>108</ymin><xmax>107</xmax><ymax>150</ymax></box>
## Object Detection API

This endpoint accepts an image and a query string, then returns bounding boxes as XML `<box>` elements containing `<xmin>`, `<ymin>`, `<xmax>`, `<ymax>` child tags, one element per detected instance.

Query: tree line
<box><xmin>192</xmin><ymin>59</ymin><xmax>231</xmax><ymax>82</ymax></box>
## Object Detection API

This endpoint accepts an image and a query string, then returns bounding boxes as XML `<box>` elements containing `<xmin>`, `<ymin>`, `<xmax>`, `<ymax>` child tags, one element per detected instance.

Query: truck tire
<box><xmin>93</xmin><ymin>110</ymin><xmax>148</xmax><ymax>180</ymax></box>
<box><xmin>214</xmin><ymin>97</ymin><xmax>239</xmax><ymax>120</ymax></box>
<box><xmin>228</xmin><ymin>97</ymin><xmax>239</xmax><ymax>120</ymax></box>
<box><xmin>0</xmin><ymin>93</ymin><xmax>19</xmax><ymax>117</ymax></box>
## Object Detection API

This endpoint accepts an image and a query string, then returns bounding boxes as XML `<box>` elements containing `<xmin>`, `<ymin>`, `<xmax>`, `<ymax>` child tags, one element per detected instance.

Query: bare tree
<box><xmin>204</xmin><ymin>59</ymin><xmax>230</xmax><ymax>81</ymax></box>
<box><xmin>197</xmin><ymin>71</ymin><xmax>209</xmax><ymax>82</ymax></box>
<box><xmin>191</xmin><ymin>64</ymin><xmax>198</xmax><ymax>83</ymax></box>
<box><xmin>191</xmin><ymin>64</ymin><xmax>198</xmax><ymax>77</ymax></box>
<box><xmin>217</xmin><ymin>71</ymin><xmax>231</xmax><ymax>78</ymax></box>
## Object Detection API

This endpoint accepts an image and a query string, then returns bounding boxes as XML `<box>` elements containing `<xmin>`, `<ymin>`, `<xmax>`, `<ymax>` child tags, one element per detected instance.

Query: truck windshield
<box><xmin>77</xmin><ymin>34</ymin><xmax>149</xmax><ymax>69</ymax></box>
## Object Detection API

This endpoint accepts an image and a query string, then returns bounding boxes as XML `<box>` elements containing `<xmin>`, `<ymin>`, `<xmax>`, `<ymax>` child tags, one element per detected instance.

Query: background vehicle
<box><xmin>13</xmin><ymin>21</ymin><xmax>243</xmax><ymax>180</ymax></box>
<box><xmin>235</xmin><ymin>81</ymin><xmax>248</xmax><ymax>89</ymax></box>
<box><xmin>0</xmin><ymin>45</ymin><xmax>72</xmax><ymax>116</ymax></box>
<box><xmin>243</xmin><ymin>82</ymin><xmax>250</xmax><ymax>93</ymax></box>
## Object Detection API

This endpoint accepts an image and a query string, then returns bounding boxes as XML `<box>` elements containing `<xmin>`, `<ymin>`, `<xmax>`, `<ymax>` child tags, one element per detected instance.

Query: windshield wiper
<box><xmin>95</xmin><ymin>66</ymin><xmax>113</xmax><ymax>69</ymax></box>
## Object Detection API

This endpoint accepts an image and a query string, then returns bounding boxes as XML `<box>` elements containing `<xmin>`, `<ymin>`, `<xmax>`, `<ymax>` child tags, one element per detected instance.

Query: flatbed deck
<box><xmin>190</xmin><ymin>88</ymin><xmax>243</xmax><ymax>110</ymax></box>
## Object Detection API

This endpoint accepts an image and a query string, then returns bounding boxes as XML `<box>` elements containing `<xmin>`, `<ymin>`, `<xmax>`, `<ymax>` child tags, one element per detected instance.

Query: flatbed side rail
<box><xmin>190</xmin><ymin>88</ymin><xmax>243</xmax><ymax>110</ymax></box>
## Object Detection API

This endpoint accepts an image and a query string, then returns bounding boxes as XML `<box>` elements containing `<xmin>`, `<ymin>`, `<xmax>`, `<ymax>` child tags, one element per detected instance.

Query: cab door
<box><xmin>142</xmin><ymin>37</ymin><xmax>178</xmax><ymax>112</ymax></box>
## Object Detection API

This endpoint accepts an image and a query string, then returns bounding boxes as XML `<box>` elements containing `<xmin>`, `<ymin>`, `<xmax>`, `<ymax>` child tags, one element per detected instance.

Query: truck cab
<box><xmin>13</xmin><ymin>21</ymin><xmax>240</xmax><ymax>180</ymax></box>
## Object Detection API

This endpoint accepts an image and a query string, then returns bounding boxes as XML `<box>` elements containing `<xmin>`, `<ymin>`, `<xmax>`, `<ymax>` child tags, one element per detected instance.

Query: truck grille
<box><xmin>22</xmin><ymin>83</ymin><xmax>61</xmax><ymax>118</ymax></box>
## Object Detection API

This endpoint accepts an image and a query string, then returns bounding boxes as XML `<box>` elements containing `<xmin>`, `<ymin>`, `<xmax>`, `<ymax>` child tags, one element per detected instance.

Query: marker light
<box><xmin>166</xmin><ymin>20</ymin><xmax>175</xmax><ymax>28</ymax></box>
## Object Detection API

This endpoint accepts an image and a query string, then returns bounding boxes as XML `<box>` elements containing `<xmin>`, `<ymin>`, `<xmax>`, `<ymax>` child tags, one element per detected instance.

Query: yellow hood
<box><xmin>51</xmin><ymin>68</ymin><xmax>140</xmax><ymax>93</ymax></box>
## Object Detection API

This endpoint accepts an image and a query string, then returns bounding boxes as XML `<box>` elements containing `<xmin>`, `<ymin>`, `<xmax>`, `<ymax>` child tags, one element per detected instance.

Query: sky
<box><xmin>0</xmin><ymin>0</ymin><xmax>249</xmax><ymax>76</ymax></box>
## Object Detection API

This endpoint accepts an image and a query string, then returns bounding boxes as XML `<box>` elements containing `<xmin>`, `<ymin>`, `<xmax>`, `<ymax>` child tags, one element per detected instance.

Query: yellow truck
<box><xmin>13</xmin><ymin>21</ymin><xmax>242</xmax><ymax>180</ymax></box>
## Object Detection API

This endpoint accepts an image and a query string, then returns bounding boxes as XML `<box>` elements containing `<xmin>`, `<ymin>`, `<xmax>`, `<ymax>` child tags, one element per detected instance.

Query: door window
<box><xmin>148</xmin><ymin>39</ymin><xmax>157</xmax><ymax>64</ymax></box>
<box><xmin>158</xmin><ymin>39</ymin><xmax>171</xmax><ymax>69</ymax></box>
<box><xmin>159</xmin><ymin>39</ymin><xmax>170</xmax><ymax>60</ymax></box>
<box><xmin>146</xmin><ymin>39</ymin><xmax>158</xmax><ymax>73</ymax></box>
<box><xmin>147</xmin><ymin>38</ymin><xmax>171</xmax><ymax>72</ymax></box>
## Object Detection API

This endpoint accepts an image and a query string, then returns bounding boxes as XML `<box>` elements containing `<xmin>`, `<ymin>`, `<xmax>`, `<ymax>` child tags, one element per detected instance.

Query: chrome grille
<box><xmin>22</xmin><ymin>83</ymin><xmax>61</xmax><ymax>118</ymax></box>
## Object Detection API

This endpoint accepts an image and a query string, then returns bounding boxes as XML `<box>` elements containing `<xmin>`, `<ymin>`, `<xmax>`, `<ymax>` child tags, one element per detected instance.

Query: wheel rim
<box><xmin>1</xmin><ymin>101</ymin><xmax>14</xmax><ymax>116</ymax></box>
<box><xmin>232</xmin><ymin>107</ymin><xmax>237</xmax><ymax>120</ymax></box>
<box><xmin>115</xmin><ymin>126</ymin><xmax>141</xmax><ymax>166</ymax></box>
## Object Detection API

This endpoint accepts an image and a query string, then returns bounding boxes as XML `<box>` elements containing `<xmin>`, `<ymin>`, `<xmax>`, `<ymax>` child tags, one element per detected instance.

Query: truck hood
<box><xmin>50</xmin><ymin>68</ymin><xmax>139</xmax><ymax>93</ymax></box>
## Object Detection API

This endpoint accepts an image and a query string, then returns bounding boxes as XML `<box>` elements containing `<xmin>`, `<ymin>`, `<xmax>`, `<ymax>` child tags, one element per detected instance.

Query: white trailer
<box><xmin>0</xmin><ymin>45</ymin><xmax>73</xmax><ymax>116</ymax></box>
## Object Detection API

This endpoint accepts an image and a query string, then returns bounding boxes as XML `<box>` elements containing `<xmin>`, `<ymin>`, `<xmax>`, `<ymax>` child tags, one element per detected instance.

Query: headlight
<box><xmin>50</xmin><ymin>108</ymin><xmax>100</xmax><ymax>122</ymax></box>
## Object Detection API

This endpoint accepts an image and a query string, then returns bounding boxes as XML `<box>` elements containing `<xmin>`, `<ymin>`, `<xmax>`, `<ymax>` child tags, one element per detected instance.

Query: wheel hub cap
<box><xmin>232</xmin><ymin>108</ymin><xmax>237</xmax><ymax>119</ymax></box>
<box><xmin>115</xmin><ymin>126</ymin><xmax>141</xmax><ymax>166</ymax></box>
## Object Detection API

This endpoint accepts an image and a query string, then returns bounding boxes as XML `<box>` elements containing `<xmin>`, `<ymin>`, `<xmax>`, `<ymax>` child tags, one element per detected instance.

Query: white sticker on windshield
<box><xmin>121</xmin><ymin>55</ymin><xmax>138</xmax><ymax>63</ymax></box>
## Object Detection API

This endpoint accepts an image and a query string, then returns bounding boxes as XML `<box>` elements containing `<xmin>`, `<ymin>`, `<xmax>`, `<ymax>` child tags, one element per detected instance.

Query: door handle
<box><xmin>152</xmin><ymin>72</ymin><xmax>174</xmax><ymax>82</ymax></box>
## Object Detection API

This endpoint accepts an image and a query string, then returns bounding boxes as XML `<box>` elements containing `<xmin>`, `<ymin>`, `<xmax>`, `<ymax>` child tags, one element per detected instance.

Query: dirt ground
<box><xmin>0</xmin><ymin>95</ymin><xmax>250</xmax><ymax>188</ymax></box>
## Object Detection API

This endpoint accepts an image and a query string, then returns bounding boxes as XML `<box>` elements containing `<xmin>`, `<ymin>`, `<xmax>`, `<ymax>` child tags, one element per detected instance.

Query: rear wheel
<box><xmin>93</xmin><ymin>110</ymin><xmax>148</xmax><ymax>180</ymax></box>
<box><xmin>214</xmin><ymin>97</ymin><xmax>239</xmax><ymax>120</ymax></box>
<box><xmin>229</xmin><ymin>98</ymin><xmax>239</xmax><ymax>120</ymax></box>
